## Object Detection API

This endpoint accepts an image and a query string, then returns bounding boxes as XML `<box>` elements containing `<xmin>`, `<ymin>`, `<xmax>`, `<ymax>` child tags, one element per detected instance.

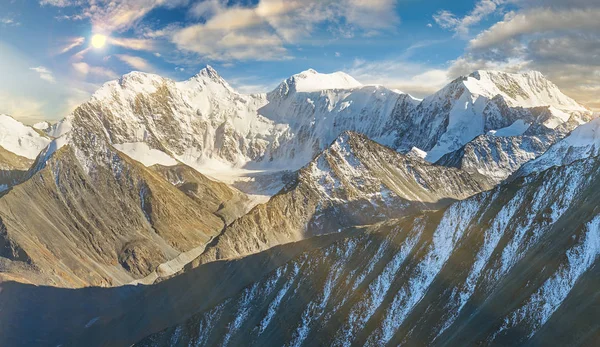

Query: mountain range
<box><xmin>0</xmin><ymin>66</ymin><xmax>598</xmax><ymax>346</ymax></box>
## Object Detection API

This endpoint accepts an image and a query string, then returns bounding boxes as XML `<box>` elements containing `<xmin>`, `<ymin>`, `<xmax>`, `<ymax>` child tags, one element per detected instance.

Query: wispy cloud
<box><xmin>1</xmin><ymin>15</ymin><xmax>20</xmax><ymax>27</ymax></box>
<box><xmin>42</xmin><ymin>0</ymin><xmax>188</xmax><ymax>33</ymax></box>
<box><xmin>107</xmin><ymin>36</ymin><xmax>155</xmax><ymax>51</ymax></box>
<box><xmin>57</xmin><ymin>36</ymin><xmax>85</xmax><ymax>55</ymax></box>
<box><xmin>29</xmin><ymin>66</ymin><xmax>56</xmax><ymax>83</ymax></box>
<box><xmin>434</xmin><ymin>0</ymin><xmax>504</xmax><ymax>37</ymax></box>
<box><xmin>39</xmin><ymin>0</ymin><xmax>77</xmax><ymax>7</ymax></box>
<box><xmin>72</xmin><ymin>62</ymin><xmax>118</xmax><ymax>79</ymax></box>
<box><xmin>114</xmin><ymin>54</ymin><xmax>153</xmax><ymax>72</ymax></box>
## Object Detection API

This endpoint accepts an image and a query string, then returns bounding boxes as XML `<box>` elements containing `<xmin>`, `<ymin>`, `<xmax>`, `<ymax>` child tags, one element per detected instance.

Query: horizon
<box><xmin>1</xmin><ymin>1</ymin><xmax>599</xmax><ymax>123</ymax></box>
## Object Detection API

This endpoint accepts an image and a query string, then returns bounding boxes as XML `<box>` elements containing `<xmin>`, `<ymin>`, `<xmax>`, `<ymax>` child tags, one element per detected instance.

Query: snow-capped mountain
<box><xmin>0</xmin><ymin>103</ymin><xmax>253</xmax><ymax>286</ymax></box>
<box><xmin>393</xmin><ymin>70</ymin><xmax>591</xmax><ymax>163</ymax></box>
<box><xmin>187</xmin><ymin>131</ymin><xmax>489</xmax><ymax>268</ymax></box>
<box><xmin>41</xmin><ymin>67</ymin><xmax>590</xmax><ymax>195</ymax></box>
<box><xmin>0</xmin><ymin>114</ymin><xmax>51</xmax><ymax>160</ymax></box>
<box><xmin>515</xmin><ymin>117</ymin><xmax>600</xmax><ymax>177</ymax></box>
<box><xmin>0</xmin><ymin>114</ymin><xmax>51</xmax><ymax>190</ymax></box>
<box><xmin>0</xmin><ymin>66</ymin><xmax>592</xmax><ymax>287</ymax></box>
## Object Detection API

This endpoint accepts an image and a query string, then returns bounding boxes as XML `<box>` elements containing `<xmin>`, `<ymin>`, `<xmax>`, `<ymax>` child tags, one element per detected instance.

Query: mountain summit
<box><xmin>275</xmin><ymin>68</ymin><xmax>363</xmax><ymax>94</ymax></box>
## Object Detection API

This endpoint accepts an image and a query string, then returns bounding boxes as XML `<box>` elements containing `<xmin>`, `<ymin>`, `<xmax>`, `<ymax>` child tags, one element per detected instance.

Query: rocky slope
<box><xmin>187</xmin><ymin>131</ymin><xmax>489</xmax><ymax>268</ymax></box>
<box><xmin>435</xmin><ymin>113</ymin><xmax>583</xmax><ymax>183</ymax></box>
<box><xmin>0</xmin><ymin>105</ymin><xmax>251</xmax><ymax>287</ymax></box>
<box><xmin>515</xmin><ymin>117</ymin><xmax>600</xmax><ymax>178</ymax></box>
<box><xmin>136</xmin><ymin>150</ymin><xmax>600</xmax><ymax>347</ymax></box>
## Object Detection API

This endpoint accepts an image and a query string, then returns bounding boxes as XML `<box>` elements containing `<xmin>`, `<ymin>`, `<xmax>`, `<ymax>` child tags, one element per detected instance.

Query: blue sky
<box><xmin>1</xmin><ymin>0</ymin><xmax>599</xmax><ymax>123</ymax></box>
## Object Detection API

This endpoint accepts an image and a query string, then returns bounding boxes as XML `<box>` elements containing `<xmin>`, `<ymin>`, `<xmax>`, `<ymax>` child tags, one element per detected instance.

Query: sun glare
<box><xmin>91</xmin><ymin>34</ymin><xmax>107</xmax><ymax>49</ymax></box>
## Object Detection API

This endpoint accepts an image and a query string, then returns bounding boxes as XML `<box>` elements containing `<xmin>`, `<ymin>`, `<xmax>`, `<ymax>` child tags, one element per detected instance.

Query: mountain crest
<box><xmin>277</xmin><ymin>69</ymin><xmax>362</xmax><ymax>94</ymax></box>
<box><xmin>462</xmin><ymin>69</ymin><xmax>586</xmax><ymax>111</ymax></box>
<box><xmin>184</xmin><ymin>65</ymin><xmax>235</xmax><ymax>93</ymax></box>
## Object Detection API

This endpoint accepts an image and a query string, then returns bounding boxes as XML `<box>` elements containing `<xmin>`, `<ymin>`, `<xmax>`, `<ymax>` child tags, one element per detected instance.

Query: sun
<box><xmin>91</xmin><ymin>34</ymin><xmax>107</xmax><ymax>49</ymax></box>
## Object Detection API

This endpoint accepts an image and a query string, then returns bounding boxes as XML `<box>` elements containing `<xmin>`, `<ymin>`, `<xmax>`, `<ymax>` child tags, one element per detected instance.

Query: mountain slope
<box><xmin>187</xmin><ymin>131</ymin><xmax>489</xmax><ymax>268</ymax></box>
<box><xmin>435</xmin><ymin>120</ymin><xmax>572</xmax><ymax>183</ymax></box>
<box><xmin>136</xmin><ymin>152</ymin><xmax>600</xmax><ymax>347</ymax></box>
<box><xmin>515</xmin><ymin>117</ymin><xmax>600</xmax><ymax>177</ymax></box>
<box><xmin>0</xmin><ymin>105</ymin><xmax>252</xmax><ymax>287</ymax></box>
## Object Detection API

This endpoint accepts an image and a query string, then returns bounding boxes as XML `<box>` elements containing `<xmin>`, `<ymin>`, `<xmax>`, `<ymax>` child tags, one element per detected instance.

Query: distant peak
<box><xmin>192</xmin><ymin>65</ymin><xmax>229</xmax><ymax>85</ymax></box>
<box><xmin>279</xmin><ymin>69</ymin><xmax>362</xmax><ymax>93</ymax></box>
<box><xmin>199</xmin><ymin>65</ymin><xmax>219</xmax><ymax>76</ymax></box>
<box><xmin>449</xmin><ymin>69</ymin><xmax>586</xmax><ymax>111</ymax></box>
<box><xmin>298</xmin><ymin>68</ymin><xmax>319</xmax><ymax>75</ymax></box>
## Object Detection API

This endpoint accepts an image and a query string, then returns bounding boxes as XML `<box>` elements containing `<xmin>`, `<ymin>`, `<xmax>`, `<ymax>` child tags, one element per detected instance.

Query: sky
<box><xmin>0</xmin><ymin>0</ymin><xmax>599</xmax><ymax>124</ymax></box>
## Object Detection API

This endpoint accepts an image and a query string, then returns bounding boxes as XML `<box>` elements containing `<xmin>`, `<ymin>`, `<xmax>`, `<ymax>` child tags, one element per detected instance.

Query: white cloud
<box><xmin>115</xmin><ymin>54</ymin><xmax>153</xmax><ymax>71</ymax></box>
<box><xmin>72</xmin><ymin>62</ymin><xmax>118</xmax><ymax>79</ymax></box>
<box><xmin>434</xmin><ymin>0</ymin><xmax>504</xmax><ymax>36</ymax></box>
<box><xmin>1</xmin><ymin>15</ymin><xmax>20</xmax><ymax>26</ymax></box>
<box><xmin>470</xmin><ymin>8</ymin><xmax>600</xmax><ymax>49</ymax></box>
<box><xmin>29</xmin><ymin>66</ymin><xmax>56</xmax><ymax>83</ymax></box>
<box><xmin>172</xmin><ymin>0</ymin><xmax>399</xmax><ymax>61</ymax></box>
<box><xmin>107</xmin><ymin>36</ymin><xmax>155</xmax><ymax>51</ymax></box>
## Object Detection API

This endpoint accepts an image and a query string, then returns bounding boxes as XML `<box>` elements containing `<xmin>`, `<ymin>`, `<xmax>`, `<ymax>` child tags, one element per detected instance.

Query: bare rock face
<box><xmin>188</xmin><ymin>131</ymin><xmax>490</xmax><ymax>268</ymax></box>
<box><xmin>0</xmin><ymin>147</ymin><xmax>32</xmax><ymax>192</ymax></box>
<box><xmin>118</xmin><ymin>239</ymin><xmax>168</xmax><ymax>277</ymax></box>
<box><xmin>151</xmin><ymin>164</ymin><xmax>251</xmax><ymax>225</ymax></box>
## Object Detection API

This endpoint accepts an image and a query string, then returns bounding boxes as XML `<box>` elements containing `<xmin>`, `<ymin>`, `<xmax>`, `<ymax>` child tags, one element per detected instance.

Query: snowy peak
<box><xmin>0</xmin><ymin>114</ymin><xmax>51</xmax><ymax>160</ymax></box>
<box><xmin>33</xmin><ymin>121</ymin><xmax>51</xmax><ymax>131</ymax></box>
<box><xmin>275</xmin><ymin>69</ymin><xmax>362</xmax><ymax>94</ymax></box>
<box><xmin>464</xmin><ymin>70</ymin><xmax>586</xmax><ymax>111</ymax></box>
<box><xmin>189</xmin><ymin>65</ymin><xmax>234</xmax><ymax>89</ymax></box>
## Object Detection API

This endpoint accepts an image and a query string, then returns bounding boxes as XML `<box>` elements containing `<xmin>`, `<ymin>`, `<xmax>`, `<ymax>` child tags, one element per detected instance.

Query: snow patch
<box><xmin>488</xmin><ymin>120</ymin><xmax>530</xmax><ymax>137</ymax></box>
<box><xmin>113</xmin><ymin>142</ymin><xmax>177</xmax><ymax>167</ymax></box>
